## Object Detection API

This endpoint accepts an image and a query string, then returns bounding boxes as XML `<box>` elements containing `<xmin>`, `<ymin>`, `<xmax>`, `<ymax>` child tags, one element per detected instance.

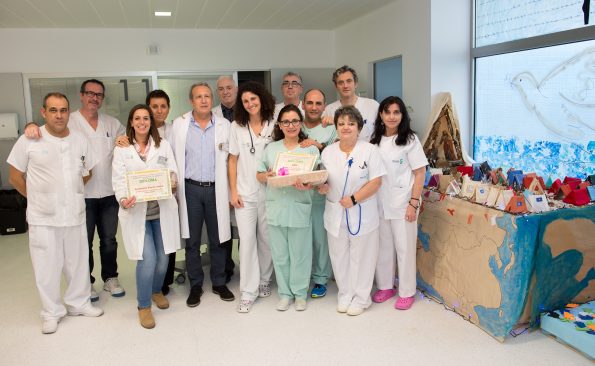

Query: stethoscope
<box><xmin>247</xmin><ymin>121</ymin><xmax>270</xmax><ymax>154</ymax></box>
<box><xmin>341</xmin><ymin>157</ymin><xmax>362</xmax><ymax>235</ymax></box>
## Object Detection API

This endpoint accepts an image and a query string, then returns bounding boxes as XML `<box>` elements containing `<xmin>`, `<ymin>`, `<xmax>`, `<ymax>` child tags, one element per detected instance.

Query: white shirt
<box><xmin>321</xmin><ymin>141</ymin><xmax>386</xmax><ymax>237</ymax></box>
<box><xmin>377</xmin><ymin>134</ymin><xmax>428</xmax><ymax>219</ymax></box>
<box><xmin>7</xmin><ymin>126</ymin><xmax>95</xmax><ymax>227</ymax></box>
<box><xmin>68</xmin><ymin>110</ymin><xmax>125</xmax><ymax>198</ymax></box>
<box><xmin>228</xmin><ymin>120</ymin><xmax>275</xmax><ymax>202</ymax></box>
<box><xmin>274</xmin><ymin>101</ymin><xmax>304</xmax><ymax>121</ymax></box>
<box><xmin>323</xmin><ymin>97</ymin><xmax>379</xmax><ymax>142</ymax></box>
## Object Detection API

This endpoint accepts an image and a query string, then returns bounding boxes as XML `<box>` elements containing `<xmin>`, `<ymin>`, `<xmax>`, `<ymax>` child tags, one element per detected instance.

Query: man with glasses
<box><xmin>274</xmin><ymin>72</ymin><xmax>304</xmax><ymax>120</ymax></box>
<box><xmin>212</xmin><ymin>75</ymin><xmax>239</xmax><ymax>283</ymax></box>
<box><xmin>25</xmin><ymin>79</ymin><xmax>126</xmax><ymax>302</ymax></box>
<box><xmin>323</xmin><ymin>65</ymin><xmax>379</xmax><ymax>142</ymax></box>
<box><xmin>10</xmin><ymin>93</ymin><xmax>103</xmax><ymax>334</ymax></box>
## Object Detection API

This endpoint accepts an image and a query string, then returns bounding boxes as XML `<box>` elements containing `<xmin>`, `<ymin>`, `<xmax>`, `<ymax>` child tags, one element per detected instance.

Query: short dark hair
<box><xmin>146</xmin><ymin>89</ymin><xmax>170</xmax><ymax>106</ymax></box>
<box><xmin>332</xmin><ymin>65</ymin><xmax>358</xmax><ymax>85</ymax></box>
<box><xmin>334</xmin><ymin>105</ymin><xmax>363</xmax><ymax>131</ymax></box>
<box><xmin>272</xmin><ymin>104</ymin><xmax>307</xmax><ymax>142</ymax></box>
<box><xmin>233</xmin><ymin>82</ymin><xmax>276</xmax><ymax>126</ymax></box>
<box><xmin>42</xmin><ymin>92</ymin><xmax>69</xmax><ymax>109</ymax></box>
<box><xmin>126</xmin><ymin>104</ymin><xmax>161</xmax><ymax>148</ymax></box>
<box><xmin>80</xmin><ymin>79</ymin><xmax>105</xmax><ymax>93</ymax></box>
<box><xmin>370</xmin><ymin>96</ymin><xmax>415</xmax><ymax>146</ymax></box>
<box><xmin>303</xmin><ymin>88</ymin><xmax>326</xmax><ymax>103</ymax></box>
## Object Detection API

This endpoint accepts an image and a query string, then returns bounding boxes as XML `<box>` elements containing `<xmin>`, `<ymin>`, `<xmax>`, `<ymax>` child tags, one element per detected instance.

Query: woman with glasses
<box><xmin>317</xmin><ymin>106</ymin><xmax>386</xmax><ymax>316</ymax></box>
<box><xmin>257</xmin><ymin>104</ymin><xmax>320</xmax><ymax>312</ymax></box>
<box><xmin>112</xmin><ymin>105</ymin><xmax>180</xmax><ymax>329</ymax></box>
<box><xmin>228</xmin><ymin>82</ymin><xmax>276</xmax><ymax>313</ymax></box>
<box><xmin>370</xmin><ymin>96</ymin><xmax>427</xmax><ymax>310</ymax></box>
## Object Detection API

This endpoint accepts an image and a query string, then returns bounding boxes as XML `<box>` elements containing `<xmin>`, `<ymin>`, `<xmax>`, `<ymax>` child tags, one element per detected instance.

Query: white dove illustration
<box><xmin>512</xmin><ymin>47</ymin><xmax>595</xmax><ymax>140</ymax></box>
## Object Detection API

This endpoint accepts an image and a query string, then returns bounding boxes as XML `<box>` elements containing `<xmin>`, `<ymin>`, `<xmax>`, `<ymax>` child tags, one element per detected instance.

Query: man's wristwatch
<box><xmin>350</xmin><ymin>195</ymin><xmax>357</xmax><ymax>205</ymax></box>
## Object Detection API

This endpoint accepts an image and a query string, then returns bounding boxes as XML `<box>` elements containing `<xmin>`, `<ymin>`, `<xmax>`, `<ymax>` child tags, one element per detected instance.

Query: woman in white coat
<box><xmin>228</xmin><ymin>82</ymin><xmax>276</xmax><ymax>313</ymax></box>
<box><xmin>318</xmin><ymin>106</ymin><xmax>386</xmax><ymax>316</ymax></box>
<box><xmin>370</xmin><ymin>96</ymin><xmax>428</xmax><ymax>310</ymax></box>
<box><xmin>112</xmin><ymin>105</ymin><xmax>180</xmax><ymax>329</ymax></box>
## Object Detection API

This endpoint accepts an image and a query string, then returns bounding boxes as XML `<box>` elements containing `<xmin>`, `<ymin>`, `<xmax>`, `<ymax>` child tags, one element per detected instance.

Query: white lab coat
<box><xmin>169</xmin><ymin>111</ymin><xmax>231</xmax><ymax>242</ymax></box>
<box><xmin>112</xmin><ymin>138</ymin><xmax>181</xmax><ymax>260</ymax></box>
<box><xmin>212</xmin><ymin>104</ymin><xmax>224</xmax><ymax>119</ymax></box>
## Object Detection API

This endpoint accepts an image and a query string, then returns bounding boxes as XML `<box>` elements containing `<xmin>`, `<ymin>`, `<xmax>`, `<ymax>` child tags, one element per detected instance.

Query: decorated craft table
<box><xmin>416</xmin><ymin>190</ymin><xmax>594</xmax><ymax>341</ymax></box>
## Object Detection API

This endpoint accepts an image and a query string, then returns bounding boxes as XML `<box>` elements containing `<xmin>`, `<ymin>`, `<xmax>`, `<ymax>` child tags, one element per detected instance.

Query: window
<box><xmin>473</xmin><ymin>1</ymin><xmax>594</xmax><ymax>179</ymax></box>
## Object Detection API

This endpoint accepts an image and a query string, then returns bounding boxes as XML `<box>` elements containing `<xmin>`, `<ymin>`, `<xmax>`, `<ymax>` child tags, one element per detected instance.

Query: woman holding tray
<box><xmin>112</xmin><ymin>104</ymin><xmax>180</xmax><ymax>329</ymax></box>
<box><xmin>317</xmin><ymin>105</ymin><xmax>386</xmax><ymax>316</ymax></box>
<box><xmin>228</xmin><ymin>82</ymin><xmax>276</xmax><ymax>313</ymax></box>
<box><xmin>370</xmin><ymin>96</ymin><xmax>428</xmax><ymax>310</ymax></box>
<box><xmin>256</xmin><ymin>104</ymin><xmax>320</xmax><ymax>312</ymax></box>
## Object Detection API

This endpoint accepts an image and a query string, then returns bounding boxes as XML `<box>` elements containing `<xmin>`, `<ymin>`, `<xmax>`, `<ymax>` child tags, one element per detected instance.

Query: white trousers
<box><xmin>29</xmin><ymin>224</ymin><xmax>92</xmax><ymax>320</ymax></box>
<box><xmin>375</xmin><ymin>218</ymin><xmax>417</xmax><ymax>297</ymax></box>
<box><xmin>328</xmin><ymin>228</ymin><xmax>379</xmax><ymax>309</ymax></box>
<box><xmin>235</xmin><ymin>200</ymin><xmax>273</xmax><ymax>301</ymax></box>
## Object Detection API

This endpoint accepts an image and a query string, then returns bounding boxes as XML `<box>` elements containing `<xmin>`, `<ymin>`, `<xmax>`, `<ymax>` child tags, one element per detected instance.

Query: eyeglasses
<box><xmin>278</xmin><ymin>119</ymin><xmax>301</xmax><ymax>127</ymax></box>
<box><xmin>83</xmin><ymin>91</ymin><xmax>105</xmax><ymax>99</ymax></box>
<box><xmin>282</xmin><ymin>81</ymin><xmax>302</xmax><ymax>88</ymax></box>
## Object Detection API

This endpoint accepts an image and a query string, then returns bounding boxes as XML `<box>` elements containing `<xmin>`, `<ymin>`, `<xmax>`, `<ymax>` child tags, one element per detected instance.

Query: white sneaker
<box><xmin>276</xmin><ymin>298</ymin><xmax>292</xmax><ymax>311</ymax></box>
<box><xmin>103</xmin><ymin>277</ymin><xmax>125</xmax><ymax>297</ymax></box>
<box><xmin>258</xmin><ymin>283</ymin><xmax>271</xmax><ymax>298</ymax></box>
<box><xmin>41</xmin><ymin>319</ymin><xmax>59</xmax><ymax>334</ymax></box>
<box><xmin>337</xmin><ymin>304</ymin><xmax>348</xmax><ymax>313</ymax></box>
<box><xmin>347</xmin><ymin>306</ymin><xmax>364</xmax><ymax>316</ymax></box>
<box><xmin>236</xmin><ymin>299</ymin><xmax>253</xmax><ymax>313</ymax></box>
<box><xmin>295</xmin><ymin>298</ymin><xmax>307</xmax><ymax>311</ymax></box>
<box><xmin>90</xmin><ymin>285</ymin><xmax>99</xmax><ymax>302</ymax></box>
<box><xmin>67</xmin><ymin>305</ymin><xmax>104</xmax><ymax>317</ymax></box>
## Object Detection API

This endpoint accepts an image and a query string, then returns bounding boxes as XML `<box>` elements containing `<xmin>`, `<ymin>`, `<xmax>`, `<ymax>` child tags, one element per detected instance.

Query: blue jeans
<box><xmin>136</xmin><ymin>219</ymin><xmax>169</xmax><ymax>308</ymax></box>
<box><xmin>85</xmin><ymin>195</ymin><xmax>119</xmax><ymax>283</ymax></box>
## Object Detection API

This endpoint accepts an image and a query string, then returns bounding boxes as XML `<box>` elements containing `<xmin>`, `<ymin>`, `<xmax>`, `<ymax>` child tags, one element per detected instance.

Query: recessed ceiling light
<box><xmin>154</xmin><ymin>11</ymin><xmax>171</xmax><ymax>17</ymax></box>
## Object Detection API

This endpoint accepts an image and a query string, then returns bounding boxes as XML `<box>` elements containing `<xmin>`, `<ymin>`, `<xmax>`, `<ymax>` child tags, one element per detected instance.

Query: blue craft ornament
<box><xmin>578</xmin><ymin>313</ymin><xmax>594</xmax><ymax>320</ymax></box>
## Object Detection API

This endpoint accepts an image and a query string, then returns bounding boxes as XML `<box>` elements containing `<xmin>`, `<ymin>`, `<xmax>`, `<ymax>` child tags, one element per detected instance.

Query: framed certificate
<box><xmin>126</xmin><ymin>168</ymin><xmax>172</xmax><ymax>202</ymax></box>
<box><xmin>273</xmin><ymin>152</ymin><xmax>317</xmax><ymax>176</ymax></box>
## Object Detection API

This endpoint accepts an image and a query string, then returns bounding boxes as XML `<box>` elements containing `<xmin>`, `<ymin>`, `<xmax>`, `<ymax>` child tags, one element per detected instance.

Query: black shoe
<box><xmin>161</xmin><ymin>285</ymin><xmax>170</xmax><ymax>296</ymax></box>
<box><xmin>212</xmin><ymin>285</ymin><xmax>235</xmax><ymax>301</ymax></box>
<box><xmin>186</xmin><ymin>286</ymin><xmax>203</xmax><ymax>307</ymax></box>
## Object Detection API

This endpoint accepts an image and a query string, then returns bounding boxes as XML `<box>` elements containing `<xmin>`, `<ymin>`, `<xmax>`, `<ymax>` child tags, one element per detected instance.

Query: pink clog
<box><xmin>394</xmin><ymin>296</ymin><xmax>415</xmax><ymax>310</ymax></box>
<box><xmin>372</xmin><ymin>288</ymin><xmax>396</xmax><ymax>303</ymax></box>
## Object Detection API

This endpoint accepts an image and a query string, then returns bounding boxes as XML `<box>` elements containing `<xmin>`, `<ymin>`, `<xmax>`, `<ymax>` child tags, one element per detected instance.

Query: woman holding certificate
<box><xmin>370</xmin><ymin>96</ymin><xmax>427</xmax><ymax>310</ymax></box>
<box><xmin>257</xmin><ymin>104</ymin><xmax>320</xmax><ymax>312</ymax></box>
<box><xmin>112</xmin><ymin>104</ymin><xmax>181</xmax><ymax>329</ymax></box>
<box><xmin>318</xmin><ymin>106</ymin><xmax>386</xmax><ymax>316</ymax></box>
<box><xmin>228</xmin><ymin>82</ymin><xmax>276</xmax><ymax>313</ymax></box>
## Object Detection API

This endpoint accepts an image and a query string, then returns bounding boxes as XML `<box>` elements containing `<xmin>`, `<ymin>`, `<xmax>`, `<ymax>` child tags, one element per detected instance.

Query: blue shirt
<box><xmin>185</xmin><ymin>115</ymin><xmax>216</xmax><ymax>182</ymax></box>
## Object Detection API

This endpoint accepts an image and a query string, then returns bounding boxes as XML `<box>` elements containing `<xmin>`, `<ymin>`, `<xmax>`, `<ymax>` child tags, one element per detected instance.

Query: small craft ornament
<box><xmin>505</xmin><ymin>195</ymin><xmax>528</xmax><ymax>213</ymax></box>
<box><xmin>563</xmin><ymin>189</ymin><xmax>590</xmax><ymax>206</ymax></box>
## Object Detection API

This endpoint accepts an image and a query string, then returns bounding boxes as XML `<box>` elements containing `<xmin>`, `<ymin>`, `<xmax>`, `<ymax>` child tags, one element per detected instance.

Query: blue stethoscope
<box><xmin>341</xmin><ymin>157</ymin><xmax>361</xmax><ymax>235</ymax></box>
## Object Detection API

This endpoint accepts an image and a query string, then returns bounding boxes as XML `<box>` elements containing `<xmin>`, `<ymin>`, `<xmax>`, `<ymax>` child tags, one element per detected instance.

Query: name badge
<box><xmin>158</xmin><ymin>156</ymin><xmax>168</xmax><ymax>165</ymax></box>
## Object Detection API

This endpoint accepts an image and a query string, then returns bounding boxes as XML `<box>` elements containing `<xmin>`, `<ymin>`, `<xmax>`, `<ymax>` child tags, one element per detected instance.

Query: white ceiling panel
<box><xmin>0</xmin><ymin>0</ymin><xmax>396</xmax><ymax>30</ymax></box>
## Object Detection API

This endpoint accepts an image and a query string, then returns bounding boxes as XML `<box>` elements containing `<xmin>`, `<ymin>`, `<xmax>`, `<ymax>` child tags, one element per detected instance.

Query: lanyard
<box><xmin>341</xmin><ymin>157</ymin><xmax>361</xmax><ymax>235</ymax></box>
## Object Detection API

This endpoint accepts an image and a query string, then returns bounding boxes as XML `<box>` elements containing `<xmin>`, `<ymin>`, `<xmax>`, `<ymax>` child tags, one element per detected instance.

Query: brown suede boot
<box><xmin>152</xmin><ymin>292</ymin><xmax>170</xmax><ymax>309</ymax></box>
<box><xmin>138</xmin><ymin>307</ymin><xmax>155</xmax><ymax>329</ymax></box>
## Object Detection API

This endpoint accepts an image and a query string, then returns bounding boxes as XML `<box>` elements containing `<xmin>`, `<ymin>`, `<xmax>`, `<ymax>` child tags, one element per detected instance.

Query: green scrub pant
<box><xmin>311</xmin><ymin>199</ymin><xmax>332</xmax><ymax>285</ymax></box>
<box><xmin>268</xmin><ymin>225</ymin><xmax>313</xmax><ymax>300</ymax></box>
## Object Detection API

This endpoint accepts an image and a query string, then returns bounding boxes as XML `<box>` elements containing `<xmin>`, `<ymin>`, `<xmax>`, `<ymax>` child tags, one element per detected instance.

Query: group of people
<box><xmin>8</xmin><ymin>65</ymin><xmax>427</xmax><ymax>333</ymax></box>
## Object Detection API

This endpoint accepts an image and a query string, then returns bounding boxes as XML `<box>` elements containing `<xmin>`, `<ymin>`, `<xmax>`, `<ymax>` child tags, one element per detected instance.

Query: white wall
<box><xmin>334</xmin><ymin>0</ymin><xmax>432</xmax><ymax>134</ymax></box>
<box><xmin>334</xmin><ymin>0</ymin><xmax>472</xmax><ymax>154</ymax></box>
<box><xmin>0</xmin><ymin>28</ymin><xmax>335</xmax><ymax>73</ymax></box>
<box><xmin>430</xmin><ymin>0</ymin><xmax>472</xmax><ymax>154</ymax></box>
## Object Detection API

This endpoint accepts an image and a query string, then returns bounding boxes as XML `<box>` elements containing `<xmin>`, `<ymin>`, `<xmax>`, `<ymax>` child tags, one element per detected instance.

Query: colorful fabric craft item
<box><xmin>277</xmin><ymin>167</ymin><xmax>289</xmax><ymax>176</ymax></box>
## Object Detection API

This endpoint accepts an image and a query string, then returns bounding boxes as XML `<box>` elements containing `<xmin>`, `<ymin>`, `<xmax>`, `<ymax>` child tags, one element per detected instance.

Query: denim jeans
<box><xmin>136</xmin><ymin>219</ymin><xmax>169</xmax><ymax>308</ymax></box>
<box><xmin>85</xmin><ymin>195</ymin><xmax>119</xmax><ymax>283</ymax></box>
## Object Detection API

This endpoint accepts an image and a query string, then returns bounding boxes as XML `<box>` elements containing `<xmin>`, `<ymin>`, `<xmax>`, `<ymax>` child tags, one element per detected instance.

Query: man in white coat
<box><xmin>8</xmin><ymin>93</ymin><xmax>103</xmax><ymax>334</ymax></box>
<box><xmin>169</xmin><ymin>82</ymin><xmax>234</xmax><ymax>307</ymax></box>
<box><xmin>24</xmin><ymin>79</ymin><xmax>126</xmax><ymax>302</ymax></box>
<box><xmin>323</xmin><ymin>66</ymin><xmax>379</xmax><ymax>142</ymax></box>
<box><xmin>273</xmin><ymin>71</ymin><xmax>304</xmax><ymax>120</ymax></box>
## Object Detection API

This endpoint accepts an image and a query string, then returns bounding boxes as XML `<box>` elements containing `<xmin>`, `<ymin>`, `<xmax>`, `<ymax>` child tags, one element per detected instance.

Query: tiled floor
<box><xmin>0</xmin><ymin>231</ymin><xmax>590</xmax><ymax>366</ymax></box>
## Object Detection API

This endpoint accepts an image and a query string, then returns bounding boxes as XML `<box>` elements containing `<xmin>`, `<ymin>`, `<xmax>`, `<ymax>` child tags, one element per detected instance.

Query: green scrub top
<box><xmin>258</xmin><ymin>139</ymin><xmax>320</xmax><ymax>228</ymax></box>
<box><xmin>302</xmin><ymin>123</ymin><xmax>337</xmax><ymax>203</ymax></box>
